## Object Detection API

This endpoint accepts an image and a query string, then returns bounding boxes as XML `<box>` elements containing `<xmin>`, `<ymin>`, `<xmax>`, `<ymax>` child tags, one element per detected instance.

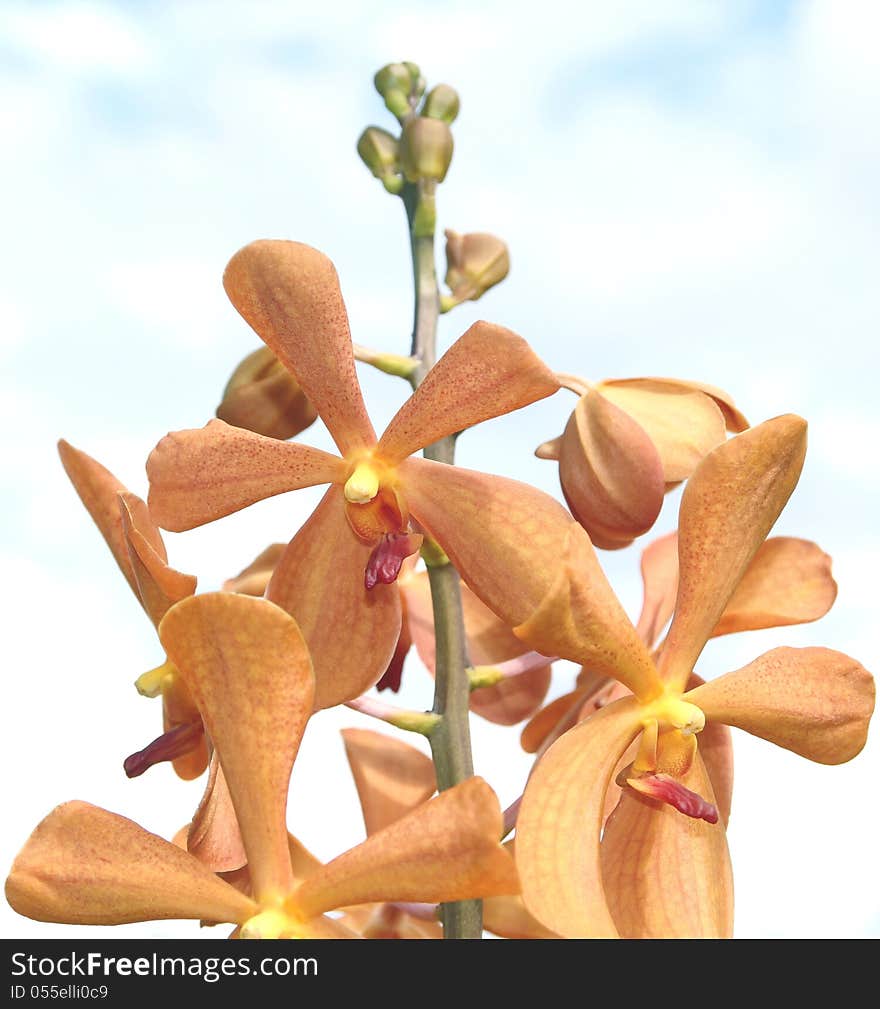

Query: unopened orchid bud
<box><xmin>441</xmin><ymin>230</ymin><xmax>510</xmax><ymax>310</ymax></box>
<box><xmin>217</xmin><ymin>345</ymin><xmax>317</xmax><ymax>441</ymax></box>
<box><xmin>374</xmin><ymin>62</ymin><xmax>425</xmax><ymax>121</ymax></box>
<box><xmin>357</xmin><ymin>126</ymin><xmax>404</xmax><ymax>194</ymax></box>
<box><xmin>399</xmin><ymin>117</ymin><xmax>454</xmax><ymax>183</ymax></box>
<box><xmin>422</xmin><ymin>84</ymin><xmax>460</xmax><ymax>124</ymax></box>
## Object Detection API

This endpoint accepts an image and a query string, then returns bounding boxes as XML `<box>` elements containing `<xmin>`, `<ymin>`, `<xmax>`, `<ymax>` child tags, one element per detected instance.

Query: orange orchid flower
<box><xmin>521</xmin><ymin>526</ymin><xmax>840</xmax><ymax>808</ymax></box>
<box><xmin>536</xmin><ymin>376</ymin><xmax>748</xmax><ymax>549</ymax></box>
<box><xmin>146</xmin><ymin>239</ymin><xmax>560</xmax><ymax>711</ymax></box>
<box><xmin>513</xmin><ymin>415</ymin><xmax>875</xmax><ymax>937</ymax></box>
<box><xmin>5</xmin><ymin>594</ymin><xmax>519</xmax><ymax>938</ymax></box>
<box><xmin>57</xmin><ymin>440</ymin><xmax>207</xmax><ymax>780</ymax></box>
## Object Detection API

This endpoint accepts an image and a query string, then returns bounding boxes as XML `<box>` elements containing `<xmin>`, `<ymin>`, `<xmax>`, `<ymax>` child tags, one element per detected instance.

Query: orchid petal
<box><xmin>290</xmin><ymin>777</ymin><xmax>518</xmax><ymax>917</ymax></box>
<box><xmin>712</xmin><ymin>537</ymin><xmax>837</xmax><ymax>637</ymax></box>
<box><xmin>513</xmin><ymin>524</ymin><xmax>661</xmax><ymax>701</ymax></box>
<box><xmin>557</xmin><ymin>390</ymin><xmax>665</xmax><ymax>549</ymax></box>
<box><xmin>597</xmin><ymin>380</ymin><xmax>727</xmax><ymax>482</ymax></box>
<box><xmin>158</xmin><ymin>593</ymin><xmax>314</xmax><ymax>905</ymax></box>
<box><xmin>520</xmin><ymin>690</ymin><xmax>584</xmax><ymax>754</ymax></box>
<box><xmin>187</xmin><ymin>754</ymin><xmax>247</xmax><ymax>873</ymax></box>
<box><xmin>377</xmin><ymin>322</ymin><xmax>559</xmax><ymax>464</ymax></box>
<box><xmin>601</xmin><ymin>751</ymin><xmax>733</xmax><ymax>938</ymax></box>
<box><xmin>635</xmin><ymin>531</ymin><xmax>679</xmax><ymax>649</ymax></box>
<box><xmin>223</xmin><ymin>240</ymin><xmax>375</xmax><ymax>455</ymax></box>
<box><xmin>147</xmin><ymin>419</ymin><xmax>344</xmax><ymax>532</ymax></box>
<box><xmin>267</xmin><ymin>487</ymin><xmax>401</xmax><ymax>710</ymax></box>
<box><xmin>58</xmin><ymin>440</ymin><xmax>160</xmax><ymax>599</ymax></box>
<box><xmin>515</xmin><ymin>698</ymin><xmax>642</xmax><ymax>938</ymax></box>
<box><xmin>222</xmin><ymin>543</ymin><xmax>285</xmax><ymax>596</ymax></box>
<box><xmin>119</xmin><ymin>493</ymin><xmax>196</xmax><ymax>626</ymax></box>
<box><xmin>403</xmin><ymin>571</ymin><xmax>552</xmax><ymax>724</ymax></box>
<box><xmin>658</xmin><ymin>415</ymin><xmax>808</xmax><ymax>693</ymax></box>
<box><xmin>5</xmin><ymin>801</ymin><xmax>255</xmax><ymax>926</ymax></box>
<box><xmin>686</xmin><ymin>646</ymin><xmax>875</xmax><ymax>764</ymax></box>
<box><xmin>341</xmin><ymin>728</ymin><xmax>436</xmax><ymax>836</ymax></box>
<box><xmin>484</xmin><ymin>843</ymin><xmax>560</xmax><ymax>938</ymax></box>
<box><xmin>401</xmin><ymin>457</ymin><xmax>578</xmax><ymax>628</ymax></box>
<box><xmin>666</xmin><ymin>378</ymin><xmax>749</xmax><ymax>432</ymax></box>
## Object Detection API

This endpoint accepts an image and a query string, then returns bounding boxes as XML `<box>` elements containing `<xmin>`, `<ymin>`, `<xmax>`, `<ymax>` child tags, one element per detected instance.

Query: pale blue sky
<box><xmin>2</xmin><ymin>0</ymin><xmax>877</xmax><ymax>939</ymax></box>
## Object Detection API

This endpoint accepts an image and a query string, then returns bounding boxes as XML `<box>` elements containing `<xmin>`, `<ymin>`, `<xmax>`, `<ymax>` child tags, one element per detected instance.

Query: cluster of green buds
<box><xmin>357</xmin><ymin>62</ymin><xmax>507</xmax><ymax>307</ymax></box>
<box><xmin>357</xmin><ymin>62</ymin><xmax>457</xmax><ymax>212</ymax></box>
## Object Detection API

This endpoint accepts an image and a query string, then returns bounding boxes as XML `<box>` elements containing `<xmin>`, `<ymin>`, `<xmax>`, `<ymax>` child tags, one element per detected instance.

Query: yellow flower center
<box><xmin>134</xmin><ymin>659</ymin><xmax>176</xmax><ymax>698</ymax></box>
<box><xmin>240</xmin><ymin>906</ymin><xmax>311</xmax><ymax>939</ymax></box>
<box><xmin>640</xmin><ymin>694</ymin><xmax>706</xmax><ymax>736</ymax></box>
<box><xmin>344</xmin><ymin>461</ymin><xmax>381</xmax><ymax>503</ymax></box>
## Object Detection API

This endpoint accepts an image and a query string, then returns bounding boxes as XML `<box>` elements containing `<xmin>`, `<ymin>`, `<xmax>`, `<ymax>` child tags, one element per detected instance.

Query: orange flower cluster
<box><xmin>6</xmin><ymin>62</ymin><xmax>874</xmax><ymax>942</ymax></box>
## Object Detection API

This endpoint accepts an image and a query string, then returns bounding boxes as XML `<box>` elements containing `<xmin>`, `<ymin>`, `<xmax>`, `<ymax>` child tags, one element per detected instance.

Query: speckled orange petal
<box><xmin>58</xmin><ymin>440</ymin><xmax>161</xmax><ymax>599</ymax></box>
<box><xmin>341</xmin><ymin>728</ymin><xmax>436</xmax><ymax>836</ymax></box>
<box><xmin>635</xmin><ymin>531</ymin><xmax>679</xmax><ymax>649</ymax></box>
<box><xmin>218</xmin><ymin>833</ymin><xmax>323</xmax><ymax>901</ymax></box>
<box><xmin>223</xmin><ymin>240</ymin><xmax>375</xmax><ymax>455</ymax></box>
<box><xmin>513</xmin><ymin>525</ymin><xmax>661</xmax><ymax>701</ymax></box>
<box><xmin>401</xmin><ymin>457</ymin><xmax>577</xmax><ymax>628</ymax></box>
<box><xmin>158</xmin><ymin>593</ymin><xmax>314</xmax><ymax>905</ymax></box>
<box><xmin>712</xmin><ymin>537</ymin><xmax>837</xmax><ymax>637</ymax></box>
<box><xmin>290</xmin><ymin>777</ymin><xmax>518</xmax><ymax>917</ymax></box>
<box><xmin>119</xmin><ymin>493</ymin><xmax>196</xmax><ymax>626</ymax></box>
<box><xmin>267</xmin><ymin>487</ymin><xmax>401</xmax><ymax>710</ymax></box>
<box><xmin>515</xmin><ymin>698</ymin><xmax>642</xmax><ymax>938</ymax></box>
<box><xmin>377</xmin><ymin>322</ymin><xmax>559</xmax><ymax>464</ymax></box>
<box><xmin>5</xmin><ymin>801</ymin><xmax>256</xmax><ymax>927</ymax></box>
<box><xmin>147</xmin><ymin>419</ymin><xmax>345</xmax><ymax>532</ymax></box>
<box><xmin>686</xmin><ymin>646</ymin><xmax>875</xmax><ymax>764</ymax></box>
<box><xmin>658</xmin><ymin>415</ymin><xmax>808</xmax><ymax>693</ymax></box>
<box><xmin>403</xmin><ymin>571</ymin><xmax>552</xmax><ymax>725</ymax></box>
<box><xmin>223</xmin><ymin>543</ymin><xmax>285</xmax><ymax>596</ymax></box>
<box><xmin>597</xmin><ymin>380</ymin><xmax>727</xmax><ymax>483</ymax></box>
<box><xmin>601</xmin><ymin>750</ymin><xmax>733</xmax><ymax>938</ymax></box>
<box><xmin>187</xmin><ymin>754</ymin><xmax>247</xmax><ymax>873</ymax></box>
<box><xmin>557</xmin><ymin>391</ymin><xmax>665</xmax><ymax>550</ymax></box>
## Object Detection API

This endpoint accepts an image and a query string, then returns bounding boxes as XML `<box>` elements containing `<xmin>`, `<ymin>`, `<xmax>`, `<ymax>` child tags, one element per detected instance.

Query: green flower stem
<box><xmin>403</xmin><ymin>179</ymin><xmax>481</xmax><ymax>939</ymax></box>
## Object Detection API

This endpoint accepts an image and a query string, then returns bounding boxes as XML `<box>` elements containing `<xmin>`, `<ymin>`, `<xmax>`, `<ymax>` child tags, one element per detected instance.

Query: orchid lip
<box><xmin>123</xmin><ymin>720</ymin><xmax>204</xmax><ymax>778</ymax></box>
<box><xmin>626</xmin><ymin>772</ymin><xmax>719</xmax><ymax>824</ymax></box>
<box><xmin>365</xmin><ymin>532</ymin><xmax>422</xmax><ymax>590</ymax></box>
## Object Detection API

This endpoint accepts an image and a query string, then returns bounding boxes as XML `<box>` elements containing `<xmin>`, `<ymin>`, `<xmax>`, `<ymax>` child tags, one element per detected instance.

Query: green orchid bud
<box><xmin>422</xmin><ymin>84</ymin><xmax>460</xmax><ymax>124</ymax></box>
<box><xmin>441</xmin><ymin>230</ymin><xmax>510</xmax><ymax>310</ymax></box>
<box><xmin>399</xmin><ymin>117</ymin><xmax>454</xmax><ymax>183</ymax></box>
<box><xmin>374</xmin><ymin>62</ymin><xmax>425</xmax><ymax>121</ymax></box>
<box><xmin>356</xmin><ymin>127</ymin><xmax>404</xmax><ymax>194</ymax></box>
